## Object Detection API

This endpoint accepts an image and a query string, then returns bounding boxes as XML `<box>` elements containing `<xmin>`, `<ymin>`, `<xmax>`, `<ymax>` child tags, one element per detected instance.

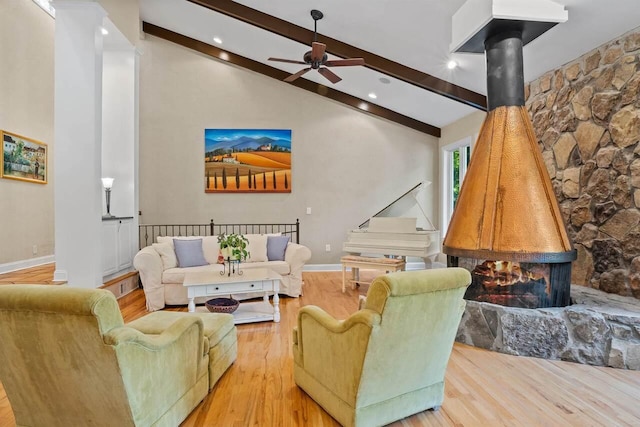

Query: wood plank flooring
<box><xmin>0</xmin><ymin>263</ymin><xmax>62</xmax><ymax>285</ymax></box>
<box><xmin>1</xmin><ymin>265</ymin><xmax>640</xmax><ymax>426</ymax></box>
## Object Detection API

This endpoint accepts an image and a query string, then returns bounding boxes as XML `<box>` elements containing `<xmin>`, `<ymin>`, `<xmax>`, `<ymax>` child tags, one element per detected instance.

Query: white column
<box><xmin>53</xmin><ymin>1</ymin><xmax>107</xmax><ymax>287</ymax></box>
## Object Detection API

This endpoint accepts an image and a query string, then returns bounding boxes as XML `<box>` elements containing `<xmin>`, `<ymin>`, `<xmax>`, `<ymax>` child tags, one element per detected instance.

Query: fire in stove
<box><xmin>464</xmin><ymin>260</ymin><xmax>552</xmax><ymax>308</ymax></box>
<box><xmin>473</xmin><ymin>261</ymin><xmax>549</xmax><ymax>291</ymax></box>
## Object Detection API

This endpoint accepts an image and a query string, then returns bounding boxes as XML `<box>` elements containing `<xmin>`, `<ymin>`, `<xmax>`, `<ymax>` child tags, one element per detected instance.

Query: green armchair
<box><xmin>293</xmin><ymin>268</ymin><xmax>471</xmax><ymax>427</ymax></box>
<box><xmin>0</xmin><ymin>285</ymin><xmax>236</xmax><ymax>427</ymax></box>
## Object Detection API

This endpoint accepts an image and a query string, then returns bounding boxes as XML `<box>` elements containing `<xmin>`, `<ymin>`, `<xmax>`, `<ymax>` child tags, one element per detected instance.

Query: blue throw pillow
<box><xmin>267</xmin><ymin>235</ymin><xmax>290</xmax><ymax>261</ymax></box>
<box><xmin>173</xmin><ymin>238</ymin><xmax>208</xmax><ymax>268</ymax></box>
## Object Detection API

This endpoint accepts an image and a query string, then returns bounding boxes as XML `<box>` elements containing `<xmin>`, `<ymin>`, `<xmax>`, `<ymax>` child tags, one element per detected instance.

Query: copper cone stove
<box><xmin>444</xmin><ymin>1</ymin><xmax>575</xmax><ymax>308</ymax></box>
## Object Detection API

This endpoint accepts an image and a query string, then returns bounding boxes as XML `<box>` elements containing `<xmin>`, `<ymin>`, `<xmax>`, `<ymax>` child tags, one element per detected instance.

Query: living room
<box><xmin>2</xmin><ymin>0</ymin><xmax>640</xmax><ymax>426</ymax></box>
<box><xmin>0</xmin><ymin>0</ymin><xmax>452</xmax><ymax>281</ymax></box>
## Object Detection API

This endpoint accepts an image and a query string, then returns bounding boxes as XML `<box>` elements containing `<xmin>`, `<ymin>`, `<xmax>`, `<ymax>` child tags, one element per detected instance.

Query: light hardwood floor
<box><xmin>1</xmin><ymin>265</ymin><xmax>640</xmax><ymax>426</ymax></box>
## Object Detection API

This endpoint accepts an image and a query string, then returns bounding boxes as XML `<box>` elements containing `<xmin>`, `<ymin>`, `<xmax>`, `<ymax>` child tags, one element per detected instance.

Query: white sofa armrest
<box><xmin>285</xmin><ymin>243</ymin><xmax>312</xmax><ymax>273</ymax></box>
<box><xmin>133</xmin><ymin>246</ymin><xmax>165</xmax><ymax>311</ymax></box>
<box><xmin>282</xmin><ymin>243</ymin><xmax>312</xmax><ymax>296</ymax></box>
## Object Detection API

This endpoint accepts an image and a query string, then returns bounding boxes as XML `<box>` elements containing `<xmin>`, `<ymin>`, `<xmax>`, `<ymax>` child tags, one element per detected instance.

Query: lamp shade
<box><xmin>101</xmin><ymin>177</ymin><xmax>114</xmax><ymax>189</ymax></box>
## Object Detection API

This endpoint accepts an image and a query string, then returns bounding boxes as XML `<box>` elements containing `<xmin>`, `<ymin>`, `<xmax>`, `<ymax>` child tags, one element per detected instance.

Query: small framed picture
<box><xmin>1</xmin><ymin>130</ymin><xmax>47</xmax><ymax>184</ymax></box>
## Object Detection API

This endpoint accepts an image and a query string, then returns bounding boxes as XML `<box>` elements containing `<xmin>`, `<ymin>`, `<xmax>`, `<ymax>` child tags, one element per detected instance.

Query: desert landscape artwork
<box><xmin>205</xmin><ymin>129</ymin><xmax>291</xmax><ymax>193</ymax></box>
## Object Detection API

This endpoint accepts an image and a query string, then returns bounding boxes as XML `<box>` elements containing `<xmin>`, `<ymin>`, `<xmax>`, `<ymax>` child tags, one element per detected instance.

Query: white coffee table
<box><xmin>183</xmin><ymin>268</ymin><xmax>281</xmax><ymax>324</ymax></box>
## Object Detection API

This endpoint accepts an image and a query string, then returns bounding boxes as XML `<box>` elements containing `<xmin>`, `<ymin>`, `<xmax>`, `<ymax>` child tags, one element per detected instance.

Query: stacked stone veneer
<box><xmin>525</xmin><ymin>28</ymin><xmax>640</xmax><ymax>298</ymax></box>
<box><xmin>456</xmin><ymin>286</ymin><xmax>640</xmax><ymax>369</ymax></box>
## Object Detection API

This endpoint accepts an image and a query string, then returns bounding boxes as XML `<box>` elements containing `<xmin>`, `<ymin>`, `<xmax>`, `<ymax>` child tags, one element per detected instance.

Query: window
<box><xmin>440</xmin><ymin>137</ymin><xmax>472</xmax><ymax>237</ymax></box>
<box><xmin>452</xmin><ymin>144</ymin><xmax>471</xmax><ymax>207</ymax></box>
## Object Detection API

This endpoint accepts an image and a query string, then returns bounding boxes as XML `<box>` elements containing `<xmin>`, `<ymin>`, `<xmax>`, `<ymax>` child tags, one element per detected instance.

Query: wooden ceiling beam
<box><xmin>142</xmin><ymin>22</ymin><xmax>441</xmax><ymax>137</ymax></box>
<box><xmin>188</xmin><ymin>0</ymin><xmax>487</xmax><ymax>110</ymax></box>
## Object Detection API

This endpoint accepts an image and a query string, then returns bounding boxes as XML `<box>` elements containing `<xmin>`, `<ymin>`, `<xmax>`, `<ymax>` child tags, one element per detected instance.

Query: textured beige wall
<box><xmin>0</xmin><ymin>0</ymin><xmax>55</xmax><ymax>265</ymax></box>
<box><xmin>439</xmin><ymin>110</ymin><xmax>486</xmax><ymax>148</ymax></box>
<box><xmin>98</xmin><ymin>0</ymin><xmax>140</xmax><ymax>46</ymax></box>
<box><xmin>139</xmin><ymin>36</ymin><xmax>439</xmax><ymax>264</ymax></box>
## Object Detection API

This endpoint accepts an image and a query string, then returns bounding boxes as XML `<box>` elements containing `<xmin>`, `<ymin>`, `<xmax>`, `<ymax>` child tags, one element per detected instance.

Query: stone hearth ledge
<box><xmin>456</xmin><ymin>285</ymin><xmax>640</xmax><ymax>370</ymax></box>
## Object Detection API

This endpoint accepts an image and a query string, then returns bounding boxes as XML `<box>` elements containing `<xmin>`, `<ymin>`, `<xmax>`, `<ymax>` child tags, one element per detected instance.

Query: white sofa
<box><xmin>134</xmin><ymin>234</ymin><xmax>312</xmax><ymax>311</ymax></box>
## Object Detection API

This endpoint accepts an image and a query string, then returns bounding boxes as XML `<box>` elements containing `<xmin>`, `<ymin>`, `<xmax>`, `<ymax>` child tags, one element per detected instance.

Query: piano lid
<box><xmin>359</xmin><ymin>181</ymin><xmax>435</xmax><ymax>231</ymax></box>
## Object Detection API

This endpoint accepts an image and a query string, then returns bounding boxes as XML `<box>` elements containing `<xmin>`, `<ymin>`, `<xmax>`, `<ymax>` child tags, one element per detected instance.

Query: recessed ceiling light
<box><xmin>379</xmin><ymin>77</ymin><xmax>391</xmax><ymax>84</ymax></box>
<box><xmin>447</xmin><ymin>60</ymin><xmax>458</xmax><ymax>70</ymax></box>
<box><xmin>213</xmin><ymin>37</ymin><xmax>223</xmax><ymax>44</ymax></box>
<box><xmin>368</xmin><ymin>93</ymin><xmax>377</xmax><ymax>99</ymax></box>
<box><xmin>101</xmin><ymin>28</ymin><xmax>109</xmax><ymax>36</ymax></box>
<box><xmin>219</xmin><ymin>52</ymin><xmax>229</xmax><ymax>61</ymax></box>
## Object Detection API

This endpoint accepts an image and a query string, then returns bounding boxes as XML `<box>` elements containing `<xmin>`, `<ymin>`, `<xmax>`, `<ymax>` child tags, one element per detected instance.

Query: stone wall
<box><xmin>456</xmin><ymin>285</ymin><xmax>640</xmax><ymax>370</ymax></box>
<box><xmin>526</xmin><ymin>28</ymin><xmax>640</xmax><ymax>298</ymax></box>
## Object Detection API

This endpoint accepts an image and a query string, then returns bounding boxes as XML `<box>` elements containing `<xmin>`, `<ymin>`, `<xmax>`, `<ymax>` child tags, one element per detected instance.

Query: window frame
<box><xmin>439</xmin><ymin>136</ymin><xmax>474</xmax><ymax>239</ymax></box>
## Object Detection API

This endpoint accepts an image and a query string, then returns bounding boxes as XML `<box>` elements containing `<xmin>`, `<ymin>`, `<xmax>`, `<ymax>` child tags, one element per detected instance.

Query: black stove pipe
<box><xmin>485</xmin><ymin>30</ymin><xmax>525</xmax><ymax>111</ymax></box>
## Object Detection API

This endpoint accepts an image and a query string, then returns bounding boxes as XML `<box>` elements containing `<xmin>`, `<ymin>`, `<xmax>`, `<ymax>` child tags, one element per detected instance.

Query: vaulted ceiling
<box><xmin>139</xmin><ymin>0</ymin><xmax>640</xmax><ymax>136</ymax></box>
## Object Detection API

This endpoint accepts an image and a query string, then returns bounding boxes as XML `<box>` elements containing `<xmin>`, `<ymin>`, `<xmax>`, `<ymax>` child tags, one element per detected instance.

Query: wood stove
<box><xmin>444</xmin><ymin>0</ymin><xmax>575</xmax><ymax>308</ymax></box>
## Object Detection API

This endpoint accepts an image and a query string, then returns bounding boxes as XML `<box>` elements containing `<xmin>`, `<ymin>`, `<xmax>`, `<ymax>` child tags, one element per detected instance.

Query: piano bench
<box><xmin>340</xmin><ymin>256</ymin><xmax>406</xmax><ymax>292</ymax></box>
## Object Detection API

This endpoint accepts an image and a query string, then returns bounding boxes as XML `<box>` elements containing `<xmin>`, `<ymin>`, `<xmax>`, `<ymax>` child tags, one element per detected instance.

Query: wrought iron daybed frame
<box><xmin>138</xmin><ymin>219</ymin><xmax>300</xmax><ymax>249</ymax></box>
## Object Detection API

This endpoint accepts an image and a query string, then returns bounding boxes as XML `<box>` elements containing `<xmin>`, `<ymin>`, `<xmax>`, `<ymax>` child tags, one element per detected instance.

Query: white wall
<box><xmin>102</xmin><ymin>49</ymin><xmax>136</xmax><ymax>218</ymax></box>
<box><xmin>0</xmin><ymin>0</ymin><xmax>55</xmax><ymax>269</ymax></box>
<box><xmin>102</xmin><ymin>46</ymin><xmax>139</xmax><ymax>281</ymax></box>
<box><xmin>139</xmin><ymin>36</ymin><xmax>439</xmax><ymax>264</ymax></box>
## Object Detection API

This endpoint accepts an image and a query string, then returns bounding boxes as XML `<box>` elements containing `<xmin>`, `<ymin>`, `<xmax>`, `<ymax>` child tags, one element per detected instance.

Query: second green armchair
<box><xmin>0</xmin><ymin>284</ymin><xmax>237</xmax><ymax>427</ymax></box>
<box><xmin>292</xmin><ymin>268</ymin><xmax>471</xmax><ymax>427</ymax></box>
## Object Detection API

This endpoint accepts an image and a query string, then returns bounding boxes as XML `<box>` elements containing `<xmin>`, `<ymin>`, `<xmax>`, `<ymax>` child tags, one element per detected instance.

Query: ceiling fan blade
<box><xmin>284</xmin><ymin>67</ymin><xmax>312</xmax><ymax>82</ymax></box>
<box><xmin>268</xmin><ymin>57</ymin><xmax>308</xmax><ymax>65</ymax></box>
<box><xmin>311</xmin><ymin>42</ymin><xmax>326</xmax><ymax>61</ymax></box>
<box><xmin>318</xmin><ymin>67</ymin><xmax>342</xmax><ymax>84</ymax></box>
<box><xmin>324</xmin><ymin>58</ymin><xmax>366</xmax><ymax>67</ymax></box>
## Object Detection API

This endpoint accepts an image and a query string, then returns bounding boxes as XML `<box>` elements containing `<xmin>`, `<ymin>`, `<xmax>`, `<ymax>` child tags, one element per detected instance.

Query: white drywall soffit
<box><xmin>451</xmin><ymin>0</ymin><xmax>569</xmax><ymax>52</ymax></box>
<box><xmin>33</xmin><ymin>0</ymin><xmax>55</xmax><ymax>18</ymax></box>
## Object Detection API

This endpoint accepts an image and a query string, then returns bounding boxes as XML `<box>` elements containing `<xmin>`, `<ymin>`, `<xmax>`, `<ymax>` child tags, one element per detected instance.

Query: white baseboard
<box><xmin>0</xmin><ymin>255</ymin><xmax>55</xmax><ymax>275</ymax></box>
<box><xmin>304</xmin><ymin>262</ymin><xmax>435</xmax><ymax>272</ymax></box>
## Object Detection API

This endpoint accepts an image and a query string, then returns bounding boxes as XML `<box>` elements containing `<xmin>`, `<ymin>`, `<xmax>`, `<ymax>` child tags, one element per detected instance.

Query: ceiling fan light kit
<box><xmin>268</xmin><ymin>9</ymin><xmax>365</xmax><ymax>84</ymax></box>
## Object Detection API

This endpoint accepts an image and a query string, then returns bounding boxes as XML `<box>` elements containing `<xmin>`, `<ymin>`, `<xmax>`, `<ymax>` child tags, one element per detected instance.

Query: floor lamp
<box><xmin>102</xmin><ymin>177</ymin><xmax>115</xmax><ymax>218</ymax></box>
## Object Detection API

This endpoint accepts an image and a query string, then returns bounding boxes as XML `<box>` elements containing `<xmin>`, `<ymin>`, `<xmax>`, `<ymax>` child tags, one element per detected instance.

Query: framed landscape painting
<box><xmin>1</xmin><ymin>130</ymin><xmax>47</xmax><ymax>184</ymax></box>
<box><xmin>205</xmin><ymin>129</ymin><xmax>292</xmax><ymax>193</ymax></box>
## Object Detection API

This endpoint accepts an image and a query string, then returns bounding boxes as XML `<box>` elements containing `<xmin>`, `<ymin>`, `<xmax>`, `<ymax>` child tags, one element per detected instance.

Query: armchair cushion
<box><xmin>127</xmin><ymin>311</ymin><xmax>238</xmax><ymax>391</ymax></box>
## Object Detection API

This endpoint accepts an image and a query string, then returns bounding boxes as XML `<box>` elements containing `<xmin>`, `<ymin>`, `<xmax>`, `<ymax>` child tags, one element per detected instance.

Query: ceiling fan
<box><xmin>268</xmin><ymin>9</ymin><xmax>365</xmax><ymax>84</ymax></box>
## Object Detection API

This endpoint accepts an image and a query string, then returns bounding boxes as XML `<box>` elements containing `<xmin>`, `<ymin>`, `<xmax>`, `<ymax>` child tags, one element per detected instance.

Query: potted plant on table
<box><xmin>217</xmin><ymin>233</ymin><xmax>249</xmax><ymax>261</ymax></box>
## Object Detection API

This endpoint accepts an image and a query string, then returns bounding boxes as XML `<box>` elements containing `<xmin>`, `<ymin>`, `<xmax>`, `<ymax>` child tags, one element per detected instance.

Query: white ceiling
<box><xmin>139</xmin><ymin>0</ymin><xmax>640</xmax><ymax>130</ymax></box>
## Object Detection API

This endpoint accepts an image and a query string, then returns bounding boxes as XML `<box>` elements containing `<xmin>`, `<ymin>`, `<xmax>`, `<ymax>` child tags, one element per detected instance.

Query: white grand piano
<box><xmin>342</xmin><ymin>182</ymin><xmax>440</xmax><ymax>266</ymax></box>
<box><xmin>343</xmin><ymin>217</ymin><xmax>440</xmax><ymax>264</ymax></box>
